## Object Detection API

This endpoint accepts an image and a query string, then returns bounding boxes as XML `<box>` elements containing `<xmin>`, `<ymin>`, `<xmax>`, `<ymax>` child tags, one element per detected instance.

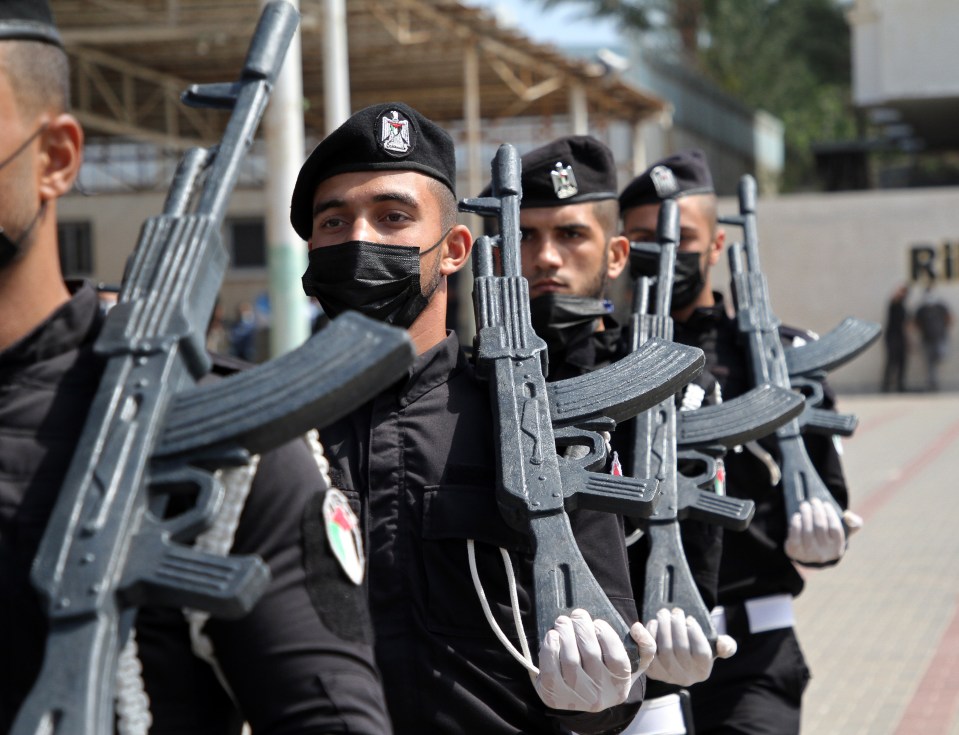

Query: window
<box><xmin>57</xmin><ymin>221</ymin><xmax>94</xmax><ymax>276</ymax></box>
<box><xmin>227</xmin><ymin>218</ymin><xmax>267</xmax><ymax>268</ymax></box>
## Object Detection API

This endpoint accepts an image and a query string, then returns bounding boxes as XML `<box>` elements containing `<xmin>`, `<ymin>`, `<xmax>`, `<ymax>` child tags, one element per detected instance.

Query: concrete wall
<box><xmin>850</xmin><ymin>0</ymin><xmax>959</xmax><ymax>105</ymax></box>
<box><xmin>58</xmin><ymin>187</ymin><xmax>278</xmax><ymax>324</ymax></box>
<box><xmin>714</xmin><ymin>186</ymin><xmax>959</xmax><ymax>394</ymax></box>
<box><xmin>60</xmin><ymin>184</ymin><xmax>959</xmax><ymax>394</ymax></box>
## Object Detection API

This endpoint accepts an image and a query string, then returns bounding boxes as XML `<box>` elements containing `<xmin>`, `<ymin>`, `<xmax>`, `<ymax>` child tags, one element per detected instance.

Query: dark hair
<box><xmin>427</xmin><ymin>176</ymin><xmax>458</xmax><ymax>232</ymax></box>
<box><xmin>693</xmin><ymin>192</ymin><xmax>719</xmax><ymax>237</ymax></box>
<box><xmin>0</xmin><ymin>40</ymin><xmax>70</xmax><ymax>117</ymax></box>
<box><xmin>593</xmin><ymin>199</ymin><xmax>620</xmax><ymax>241</ymax></box>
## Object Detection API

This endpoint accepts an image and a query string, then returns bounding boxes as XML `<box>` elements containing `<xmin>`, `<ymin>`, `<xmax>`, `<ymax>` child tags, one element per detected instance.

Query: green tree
<box><xmin>539</xmin><ymin>0</ymin><xmax>857</xmax><ymax>189</ymax></box>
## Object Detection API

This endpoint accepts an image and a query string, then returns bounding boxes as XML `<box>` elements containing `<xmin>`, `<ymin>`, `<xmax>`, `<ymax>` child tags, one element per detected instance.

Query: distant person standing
<box><xmin>229</xmin><ymin>301</ymin><xmax>257</xmax><ymax>361</ymax></box>
<box><xmin>914</xmin><ymin>285</ymin><xmax>953</xmax><ymax>392</ymax></box>
<box><xmin>881</xmin><ymin>284</ymin><xmax>909</xmax><ymax>393</ymax></box>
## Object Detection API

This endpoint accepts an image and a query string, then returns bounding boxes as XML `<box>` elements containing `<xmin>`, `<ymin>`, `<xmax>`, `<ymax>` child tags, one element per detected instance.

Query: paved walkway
<box><xmin>795</xmin><ymin>392</ymin><xmax>959</xmax><ymax>735</ymax></box>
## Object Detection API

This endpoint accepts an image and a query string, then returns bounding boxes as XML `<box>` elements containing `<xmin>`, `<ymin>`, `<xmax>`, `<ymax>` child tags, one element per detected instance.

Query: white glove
<box><xmin>534</xmin><ymin>609</ymin><xmax>656</xmax><ymax>713</ymax></box>
<box><xmin>644</xmin><ymin>608</ymin><xmax>737</xmax><ymax>686</ymax></box>
<box><xmin>562</xmin><ymin>431</ymin><xmax>613</xmax><ymax>462</ymax></box>
<box><xmin>784</xmin><ymin>498</ymin><xmax>861</xmax><ymax>564</ymax></box>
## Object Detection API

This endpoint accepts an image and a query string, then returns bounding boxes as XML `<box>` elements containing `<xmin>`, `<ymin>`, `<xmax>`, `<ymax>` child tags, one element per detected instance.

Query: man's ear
<box><xmin>707</xmin><ymin>227</ymin><xmax>725</xmax><ymax>267</ymax></box>
<box><xmin>606</xmin><ymin>234</ymin><xmax>629</xmax><ymax>282</ymax></box>
<box><xmin>440</xmin><ymin>223</ymin><xmax>473</xmax><ymax>275</ymax></box>
<box><xmin>39</xmin><ymin>113</ymin><xmax>83</xmax><ymax>201</ymax></box>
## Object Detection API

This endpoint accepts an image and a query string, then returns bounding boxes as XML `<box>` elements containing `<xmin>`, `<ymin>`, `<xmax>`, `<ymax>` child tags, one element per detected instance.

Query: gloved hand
<box><xmin>644</xmin><ymin>608</ymin><xmax>737</xmax><ymax>686</ymax></box>
<box><xmin>534</xmin><ymin>609</ymin><xmax>656</xmax><ymax>713</ymax></box>
<box><xmin>563</xmin><ymin>431</ymin><xmax>613</xmax><ymax>462</ymax></box>
<box><xmin>784</xmin><ymin>497</ymin><xmax>861</xmax><ymax>564</ymax></box>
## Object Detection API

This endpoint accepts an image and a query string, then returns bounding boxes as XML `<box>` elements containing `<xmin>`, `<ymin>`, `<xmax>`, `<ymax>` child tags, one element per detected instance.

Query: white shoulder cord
<box><xmin>115</xmin><ymin>633</ymin><xmax>152</xmax><ymax>735</ymax></box>
<box><xmin>624</xmin><ymin>528</ymin><xmax>644</xmax><ymax>547</ymax></box>
<box><xmin>188</xmin><ymin>432</ymin><xmax>332</xmax><ymax>735</ymax></box>
<box><xmin>304</xmin><ymin>429</ymin><xmax>334</xmax><ymax>488</ymax></box>
<box><xmin>116</xmin><ymin>430</ymin><xmax>333</xmax><ymax>735</ymax></box>
<box><xmin>467</xmin><ymin>539</ymin><xmax>540</xmax><ymax>679</ymax></box>
<box><xmin>744</xmin><ymin>441</ymin><xmax>781</xmax><ymax>485</ymax></box>
<box><xmin>187</xmin><ymin>457</ymin><xmax>260</xmax><ymax>700</ymax></box>
<box><xmin>680</xmin><ymin>382</ymin><xmax>706</xmax><ymax>412</ymax></box>
<box><xmin>114</xmin><ymin>456</ymin><xmax>259</xmax><ymax>735</ymax></box>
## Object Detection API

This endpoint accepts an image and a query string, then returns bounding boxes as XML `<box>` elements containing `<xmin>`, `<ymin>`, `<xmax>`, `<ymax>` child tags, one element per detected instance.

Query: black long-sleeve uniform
<box><xmin>0</xmin><ymin>282</ymin><xmax>391</xmax><ymax>734</ymax></box>
<box><xmin>319</xmin><ymin>330</ymin><xmax>643</xmax><ymax>735</ymax></box>
<box><xmin>678</xmin><ymin>294</ymin><xmax>849</xmax><ymax>735</ymax></box>
<box><xmin>546</xmin><ymin>317</ymin><xmax>723</xmax><ymax>705</ymax></box>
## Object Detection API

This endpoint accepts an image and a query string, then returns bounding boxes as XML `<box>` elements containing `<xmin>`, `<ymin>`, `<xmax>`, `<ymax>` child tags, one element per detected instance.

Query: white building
<box><xmin>849</xmin><ymin>0</ymin><xmax>959</xmax><ymax>153</ymax></box>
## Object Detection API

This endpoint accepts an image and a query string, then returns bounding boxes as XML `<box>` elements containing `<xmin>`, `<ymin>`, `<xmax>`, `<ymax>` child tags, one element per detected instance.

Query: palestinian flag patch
<box><xmin>323</xmin><ymin>488</ymin><xmax>365</xmax><ymax>585</ymax></box>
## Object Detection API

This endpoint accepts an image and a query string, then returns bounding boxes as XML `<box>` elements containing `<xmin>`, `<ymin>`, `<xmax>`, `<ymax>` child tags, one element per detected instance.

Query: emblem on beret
<box><xmin>650</xmin><ymin>165</ymin><xmax>678</xmax><ymax>198</ymax></box>
<box><xmin>380</xmin><ymin>110</ymin><xmax>412</xmax><ymax>156</ymax></box>
<box><xmin>323</xmin><ymin>487</ymin><xmax>365</xmax><ymax>584</ymax></box>
<box><xmin>551</xmin><ymin>162</ymin><xmax>579</xmax><ymax>199</ymax></box>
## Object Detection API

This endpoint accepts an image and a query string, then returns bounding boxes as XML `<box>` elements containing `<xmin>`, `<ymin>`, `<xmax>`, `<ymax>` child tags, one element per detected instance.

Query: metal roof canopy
<box><xmin>52</xmin><ymin>0</ymin><xmax>666</xmax><ymax>151</ymax></box>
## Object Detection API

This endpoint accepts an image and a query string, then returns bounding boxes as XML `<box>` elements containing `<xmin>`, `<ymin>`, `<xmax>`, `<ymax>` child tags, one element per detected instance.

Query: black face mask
<box><xmin>529</xmin><ymin>293</ymin><xmax>611</xmax><ymax>356</ymax></box>
<box><xmin>630</xmin><ymin>247</ymin><xmax>706</xmax><ymax>311</ymax></box>
<box><xmin>0</xmin><ymin>124</ymin><xmax>49</xmax><ymax>270</ymax></box>
<box><xmin>301</xmin><ymin>231</ymin><xmax>446</xmax><ymax>328</ymax></box>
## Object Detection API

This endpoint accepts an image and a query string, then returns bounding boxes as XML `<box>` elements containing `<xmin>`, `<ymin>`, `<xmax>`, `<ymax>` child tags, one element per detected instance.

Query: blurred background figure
<box><xmin>229</xmin><ymin>301</ymin><xmax>257</xmax><ymax>361</ymax></box>
<box><xmin>205</xmin><ymin>299</ymin><xmax>230</xmax><ymax>354</ymax></box>
<box><xmin>881</xmin><ymin>284</ymin><xmax>909</xmax><ymax>393</ymax></box>
<box><xmin>914</xmin><ymin>285</ymin><xmax>954</xmax><ymax>392</ymax></box>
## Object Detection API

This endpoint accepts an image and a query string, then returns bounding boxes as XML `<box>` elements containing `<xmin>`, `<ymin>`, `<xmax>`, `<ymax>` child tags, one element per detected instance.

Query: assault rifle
<box><xmin>719</xmin><ymin>174</ymin><xmax>881</xmax><ymax>523</ymax></box>
<box><xmin>460</xmin><ymin>144</ymin><xmax>705</xmax><ymax>668</ymax></box>
<box><xmin>13</xmin><ymin>5</ymin><xmax>415</xmax><ymax>733</ymax></box>
<box><xmin>628</xmin><ymin>199</ymin><xmax>804</xmax><ymax>647</ymax></box>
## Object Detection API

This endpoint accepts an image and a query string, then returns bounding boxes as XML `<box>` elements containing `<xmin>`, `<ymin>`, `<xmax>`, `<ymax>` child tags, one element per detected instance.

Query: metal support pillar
<box><xmin>323</xmin><ymin>0</ymin><xmax>351</xmax><ymax>132</ymax></box>
<box><xmin>569</xmin><ymin>82</ymin><xmax>588</xmax><ymax>135</ymax></box>
<box><xmin>458</xmin><ymin>41</ymin><xmax>482</xmax><ymax>343</ymax></box>
<box><xmin>263</xmin><ymin>0</ymin><xmax>310</xmax><ymax>356</ymax></box>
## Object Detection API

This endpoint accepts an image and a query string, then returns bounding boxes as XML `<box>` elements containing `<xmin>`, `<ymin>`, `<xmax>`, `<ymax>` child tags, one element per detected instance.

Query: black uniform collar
<box><xmin>0</xmin><ymin>281</ymin><xmax>101</xmax><ymax>367</ymax></box>
<box><xmin>556</xmin><ymin>314</ymin><xmax>622</xmax><ymax>377</ymax></box>
<box><xmin>397</xmin><ymin>330</ymin><xmax>462</xmax><ymax>407</ymax></box>
<box><xmin>675</xmin><ymin>291</ymin><xmax>728</xmax><ymax>334</ymax></box>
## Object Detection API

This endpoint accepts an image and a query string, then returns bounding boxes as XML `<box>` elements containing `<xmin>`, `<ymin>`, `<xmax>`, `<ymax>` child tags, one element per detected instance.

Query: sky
<box><xmin>464</xmin><ymin>0</ymin><xmax>622</xmax><ymax>49</ymax></box>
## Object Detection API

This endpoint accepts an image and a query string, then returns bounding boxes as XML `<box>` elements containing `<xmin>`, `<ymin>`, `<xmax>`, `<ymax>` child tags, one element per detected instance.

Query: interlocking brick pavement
<box><xmin>796</xmin><ymin>393</ymin><xmax>959</xmax><ymax>735</ymax></box>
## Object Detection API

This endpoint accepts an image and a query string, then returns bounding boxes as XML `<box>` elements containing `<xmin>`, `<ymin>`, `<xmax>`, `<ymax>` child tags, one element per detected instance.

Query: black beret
<box><xmin>0</xmin><ymin>0</ymin><xmax>62</xmax><ymax>47</ymax></box>
<box><xmin>290</xmin><ymin>101</ymin><xmax>456</xmax><ymax>240</ymax></box>
<box><xmin>508</xmin><ymin>135</ymin><xmax>618</xmax><ymax>208</ymax></box>
<box><xmin>618</xmin><ymin>149</ymin><xmax>714</xmax><ymax>212</ymax></box>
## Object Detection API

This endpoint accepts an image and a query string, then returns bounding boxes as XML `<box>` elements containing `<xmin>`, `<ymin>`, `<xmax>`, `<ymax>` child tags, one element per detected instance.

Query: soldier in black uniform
<box><xmin>619</xmin><ymin>150</ymin><xmax>862</xmax><ymax>735</ymax></box>
<box><xmin>0</xmin><ymin>2</ymin><xmax>391</xmax><ymax>732</ymax></box>
<box><xmin>512</xmin><ymin>136</ymin><xmax>737</xmax><ymax>734</ymax></box>
<box><xmin>509</xmin><ymin>136</ymin><xmax>629</xmax><ymax>381</ymax></box>
<box><xmin>290</xmin><ymin>103</ymin><xmax>657</xmax><ymax>735</ymax></box>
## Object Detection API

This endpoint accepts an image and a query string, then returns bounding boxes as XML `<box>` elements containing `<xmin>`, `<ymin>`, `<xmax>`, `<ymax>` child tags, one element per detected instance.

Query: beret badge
<box><xmin>380</xmin><ymin>110</ymin><xmax>412</xmax><ymax>156</ymax></box>
<box><xmin>550</xmin><ymin>162</ymin><xmax>579</xmax><ymax>199</ymax></box>
<box><xmin>650</xmin><ymin>165</ymin><xmax>679</xmax><ymax>198</ymax></box>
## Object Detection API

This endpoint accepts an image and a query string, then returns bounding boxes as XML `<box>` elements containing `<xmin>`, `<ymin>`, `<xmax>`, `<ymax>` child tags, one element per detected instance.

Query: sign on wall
<box><xmin>911</xmin><ymin>241</ymin><xmax>959</xmax><ymax>283</ymax></box>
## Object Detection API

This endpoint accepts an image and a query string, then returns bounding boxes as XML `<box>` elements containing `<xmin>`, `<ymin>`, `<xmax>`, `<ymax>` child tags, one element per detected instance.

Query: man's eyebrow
<box><xmin>555</xmin><ymin>221</ymin><xmax>591</xmax><ymax>232</ymax></box>
<box><xmin>313</xmin><ymin>197</ymin><xmax>345</xmax><ymax>217</ymax></box>
<box><xmin>373</xmin><ymin>191</ymin><xmax>419</xmax><ymax>208</ymax></box>
<box><xmin>312</xmin><ymin>191</ymin><xmax>420</xmax><ymax>218</ymax></box>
